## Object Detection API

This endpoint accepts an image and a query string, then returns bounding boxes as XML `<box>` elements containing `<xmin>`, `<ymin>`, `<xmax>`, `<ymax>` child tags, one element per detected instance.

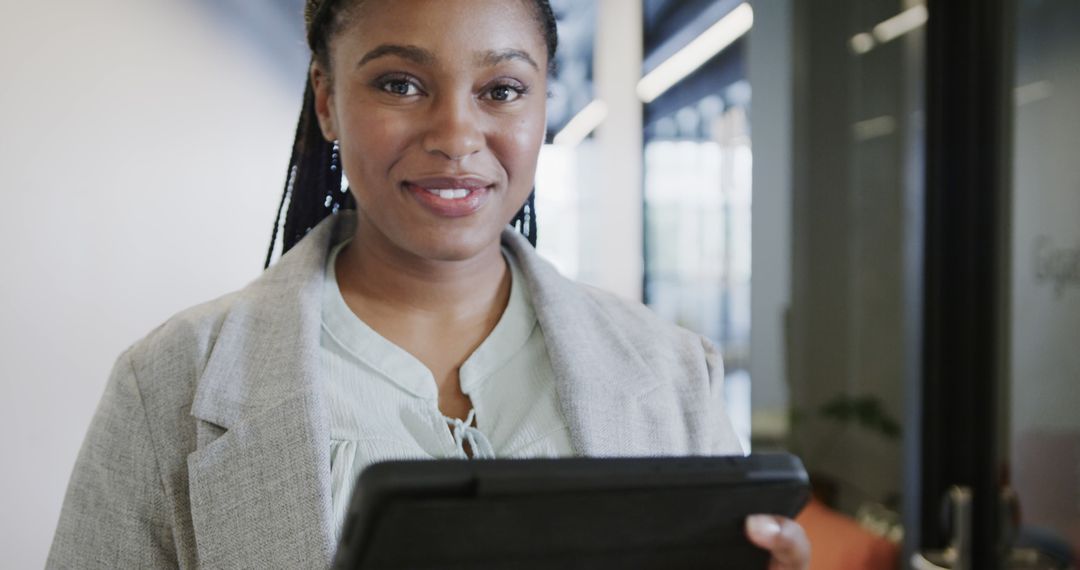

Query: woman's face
<box><xmin>313</xmin><ymin>0</ymin><xmax>548</xmax><ymax>263</ymax></box>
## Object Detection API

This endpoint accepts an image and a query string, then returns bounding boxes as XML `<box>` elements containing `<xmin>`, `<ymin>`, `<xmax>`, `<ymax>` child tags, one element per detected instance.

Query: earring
<box><xmin>338</xmin><ymin>141</ymin><xmax>348</xmax><ymax>195</ymax></box>
<box><xmin>324</xmin><ymin>140</ymin><xmax>341</xmax><ymax>209</ymax></box>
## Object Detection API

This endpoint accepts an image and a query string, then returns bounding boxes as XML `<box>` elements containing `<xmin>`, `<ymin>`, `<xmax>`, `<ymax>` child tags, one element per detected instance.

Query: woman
<box><xmin>48</xmin><ymin>0</ymin><xmax>810</xmax><ymax>567</ymax></box>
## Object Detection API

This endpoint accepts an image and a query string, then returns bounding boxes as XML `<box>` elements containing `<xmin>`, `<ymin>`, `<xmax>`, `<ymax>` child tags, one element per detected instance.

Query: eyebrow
<box><xmin>357</xmin><ymin>44</ymin><xmax>540</xmax><ymax>73</ymax></box>
<box><xmin>357</xmin><ymin>44</ymin><xmax>436</xmax><ymax>68</ymax></box>
<box><xmin>477</xmin><ymin>49</ymin><xmax>540</xmax><ymax>72</ymax></box>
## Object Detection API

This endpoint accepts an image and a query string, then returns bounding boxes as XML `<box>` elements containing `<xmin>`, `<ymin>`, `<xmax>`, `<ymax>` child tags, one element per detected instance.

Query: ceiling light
<box><xmin>872</xmin><ymin>4</ymin><xmax>928</xmax><ymax>44</ymax></box>
<box><xmin>637</xmin><ymin>3</ymin><xmax>754</xmax><ymax>104</ymax></box>
<box><xmin>1015</xmin><ymin>80</ymin><xmax>1053</xmax><ymax>106</ymax></box>
<box><xmin>852</xmin><ymin>115</ymin><xmax>897</xmax><ymax>142</ymax></box>
<box><xmin>850</xmin><ymin>33</ymin><xmax>876</xmax><ymax>55</ymax></box>
<box><xmin>553</xmin><ymin>100</ymin><xmax>609</xmax><ymax>146</ymax></box>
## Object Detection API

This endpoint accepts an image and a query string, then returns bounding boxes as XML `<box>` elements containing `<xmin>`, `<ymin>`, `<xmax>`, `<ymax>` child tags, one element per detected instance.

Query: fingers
<box><xmin>745</xmin><ymin>515</ymin><xmax>811</xmax><ymax>570</ymax></box>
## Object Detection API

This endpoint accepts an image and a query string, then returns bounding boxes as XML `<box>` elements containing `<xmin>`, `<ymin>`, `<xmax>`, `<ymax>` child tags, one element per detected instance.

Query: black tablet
<box><xmin>332</xmin><ymin>453</ymin><xmax>809</xmax><ymax>570</ymax></box>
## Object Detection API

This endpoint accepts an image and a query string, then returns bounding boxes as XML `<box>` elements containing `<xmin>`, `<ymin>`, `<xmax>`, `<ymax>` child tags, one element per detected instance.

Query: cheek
<box><xmin>496</xmin><ymin>112</ymin><xmax>546</xmax><ymax>188</ymax></box>
<box><xmin>339</xmin><ymin>109</ymin><xmax>414</xmax><ymax>188</ymax></box>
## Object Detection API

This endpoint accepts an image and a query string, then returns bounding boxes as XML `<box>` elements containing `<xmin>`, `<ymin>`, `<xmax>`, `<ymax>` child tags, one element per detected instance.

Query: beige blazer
<box><xmin>47</xmin><ymin>213</ymin><xmax>742</xmax><ymax>569</ymax></box>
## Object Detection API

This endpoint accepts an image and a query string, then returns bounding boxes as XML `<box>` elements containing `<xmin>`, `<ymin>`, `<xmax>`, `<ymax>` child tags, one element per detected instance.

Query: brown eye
<box><xmin>387</xmin><ymin>81</ymin><xmax>411</xmax><ymax>95</ymax></box>
<box><xmin>486</xmin><ymin>84</ymin><xmax>524</xmax><ymax>102</ymax></box>
<box><xmin>376</xmin><ymin>76</ymin><xmax>422</xmax><ymax>97</ymax></box>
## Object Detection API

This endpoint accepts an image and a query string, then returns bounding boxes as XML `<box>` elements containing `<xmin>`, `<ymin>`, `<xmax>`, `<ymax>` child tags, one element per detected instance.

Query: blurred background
<box><xmin>1</xmin><ymin>0</ymin><xmax>1078</xmax><ymax>568</ymax></box>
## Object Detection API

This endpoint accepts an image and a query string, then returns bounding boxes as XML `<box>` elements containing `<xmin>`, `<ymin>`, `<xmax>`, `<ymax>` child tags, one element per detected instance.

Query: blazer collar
<box><xmin>191</xmin><ymin>214</ymin><xmax>350</xmax><ymax>428</ymax></box>
<box><xmin>187</xmin><ymin>215</ymin><xmax>347</xmax><ymax>568</ymax></box>
<box><xmin>192</xmin><ymin>214</ymin><xmax>664</xmax><ymax>439</ymax></box>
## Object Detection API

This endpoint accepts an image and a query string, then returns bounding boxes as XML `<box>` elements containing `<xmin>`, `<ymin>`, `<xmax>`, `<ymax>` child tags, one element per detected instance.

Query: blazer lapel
<box><xmin>187</xmin><ymin>392</ymin><xmax>333</xmax><ymax>568</ymax></box>
<box><xmin>502</xmin><ymin>230</ymin><xmax>691</xmax><ymax>457</ymax></box>
<box><xmin>186</xmin><ymin>216</ymin><xmax>351</xmax><ymax>568</ymax></box>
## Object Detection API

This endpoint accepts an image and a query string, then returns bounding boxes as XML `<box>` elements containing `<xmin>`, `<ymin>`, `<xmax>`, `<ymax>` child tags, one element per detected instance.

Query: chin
<box><xmin>397</xmin><ymin>224</ymin><xmax>503</xmax><ymax>263</ymax></box>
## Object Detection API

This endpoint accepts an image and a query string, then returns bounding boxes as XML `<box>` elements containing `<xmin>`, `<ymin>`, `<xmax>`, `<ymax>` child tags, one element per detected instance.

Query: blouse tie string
<box><xmin>446</xmin><ymin>409</ymin><xmax>495</xmax><ymax>459</ymax></box>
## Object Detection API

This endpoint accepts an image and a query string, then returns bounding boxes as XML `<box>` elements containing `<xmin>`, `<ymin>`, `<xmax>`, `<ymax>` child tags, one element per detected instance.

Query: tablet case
<box><xmin>333</xmin><ymin>453</ymin><xmax>809</xmax><ymax>569</ymax></box>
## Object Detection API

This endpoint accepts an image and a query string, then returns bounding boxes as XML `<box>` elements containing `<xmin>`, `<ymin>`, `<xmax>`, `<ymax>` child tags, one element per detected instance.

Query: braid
<box><xmin>264</xmin><ymin>78</ymin><xmax>354</xmax><ymax>268</ymax></box>
<box><xmin>532</xmin><ymin>0</ymin><xmax>559</xmax><ymax>71</ymax></box>
<box><xmin>266</xmin><ymin>0</ymin><xmax>556</xmax><ymax>266</ymax></box>
<box><xmin>510</xmin><ymin>190</ymin><xmax>538</xmax><ymax>247</ymax></box>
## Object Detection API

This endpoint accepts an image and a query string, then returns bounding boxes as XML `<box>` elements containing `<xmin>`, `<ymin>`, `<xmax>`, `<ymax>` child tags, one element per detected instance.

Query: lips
<box><xmin>403</xmin><ymin>176</ymin><xmax>494</xmax><ymax>218</ymax></box>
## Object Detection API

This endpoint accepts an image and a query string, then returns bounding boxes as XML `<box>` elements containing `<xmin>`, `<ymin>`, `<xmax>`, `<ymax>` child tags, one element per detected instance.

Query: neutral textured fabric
<box><xmin>47</xmin><ymin>212</ymin><xmax>743</xmax><ymax>569</ymax></box>
<box><xmin>321</xmin><ymin>239</ymin><xmax>573</xmax><ymax>535</ymax></box>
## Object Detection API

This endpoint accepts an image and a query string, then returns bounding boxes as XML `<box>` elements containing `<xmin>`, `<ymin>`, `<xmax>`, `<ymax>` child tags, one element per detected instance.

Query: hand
<box><xmin>745</xmin><ymin>515</ymin><xmax>810</xmax><ymax>570</ymax></box>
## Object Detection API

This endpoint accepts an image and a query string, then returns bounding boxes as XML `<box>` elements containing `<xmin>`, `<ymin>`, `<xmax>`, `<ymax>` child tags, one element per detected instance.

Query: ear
<box><xmin>311</xmin><ymin>63</ymin><xmax>339</xmax><ymax>141</ymax></box>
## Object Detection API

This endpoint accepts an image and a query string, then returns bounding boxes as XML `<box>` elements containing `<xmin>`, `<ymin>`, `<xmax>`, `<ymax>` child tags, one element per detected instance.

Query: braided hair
<box><xmin>265</xmin><ymin>0</ymin><xmax>559</xmax><ymax>268</ymax></box>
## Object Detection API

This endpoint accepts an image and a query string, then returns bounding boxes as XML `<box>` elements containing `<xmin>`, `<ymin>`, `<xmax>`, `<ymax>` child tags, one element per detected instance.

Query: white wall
<box><xmin>0</xmin><ymin>1</ymin><xmax>301</xmax><ymax>566</ymax></box>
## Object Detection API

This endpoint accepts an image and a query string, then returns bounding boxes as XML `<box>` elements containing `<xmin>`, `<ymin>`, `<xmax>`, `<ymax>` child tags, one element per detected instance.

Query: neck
<box><xmin>334</xmin><ymin>217</ymin><xmax>510</xmax><ymax>324</ymax></box>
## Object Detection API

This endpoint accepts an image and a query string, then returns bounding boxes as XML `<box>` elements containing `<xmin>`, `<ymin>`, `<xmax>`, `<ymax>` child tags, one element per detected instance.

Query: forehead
<box><xmin>339</xmin><ymin>0</ymin><xmax>546</xmax><ymax>67</ymax></box>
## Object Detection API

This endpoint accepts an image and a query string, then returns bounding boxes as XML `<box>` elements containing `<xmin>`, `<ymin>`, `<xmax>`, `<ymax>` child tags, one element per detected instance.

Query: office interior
<box><xmin>1</xmin><ymin>0</ymin><xmax>1077</xmax><ymax>568</ymax></box>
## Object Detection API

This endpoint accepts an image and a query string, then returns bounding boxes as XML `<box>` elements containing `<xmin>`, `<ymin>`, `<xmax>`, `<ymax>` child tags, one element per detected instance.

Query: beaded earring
<box><xmin>325</xmin><ymin>140</ymin><xmax>341</xmax><ymax>210</ymax></box>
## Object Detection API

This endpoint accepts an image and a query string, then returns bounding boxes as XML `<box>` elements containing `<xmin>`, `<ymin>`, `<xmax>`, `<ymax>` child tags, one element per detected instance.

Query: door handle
<box><xmin>911</xmin><ymin>486</ymin><xmax>1068</xmax><ymax>569</ymax></box>
<box><xmin>911</xmin><ymin>486</ymin><xmax>972</xmax><ymax>570</ymax></box>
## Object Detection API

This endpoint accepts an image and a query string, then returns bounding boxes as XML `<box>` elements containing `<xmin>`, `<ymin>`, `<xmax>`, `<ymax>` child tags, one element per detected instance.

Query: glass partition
<box><xmin>1006</xmin><ymin>0</ymin><xmax>1080</xmax><ymax>564</ymax></box>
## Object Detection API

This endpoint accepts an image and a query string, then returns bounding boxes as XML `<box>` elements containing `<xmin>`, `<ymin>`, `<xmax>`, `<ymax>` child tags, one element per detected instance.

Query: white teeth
<box><xmin>424</xmin><ymin>188</ymin><xmax>471</xmax><ymax>199</ymax></box>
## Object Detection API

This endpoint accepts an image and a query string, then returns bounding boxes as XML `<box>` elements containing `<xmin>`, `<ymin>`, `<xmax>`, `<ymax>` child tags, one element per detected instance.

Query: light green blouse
<box><xmin>320</xmin><ymin>240</ymin><xmax>574</xmax><ymax>536</ymax></box>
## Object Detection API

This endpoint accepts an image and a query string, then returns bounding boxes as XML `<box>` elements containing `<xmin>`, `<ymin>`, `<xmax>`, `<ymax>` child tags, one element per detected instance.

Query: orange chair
<box><xmin>796</xmin><ymin>498</ymin><xmax>900</xmax><ymax>570</ymax></box>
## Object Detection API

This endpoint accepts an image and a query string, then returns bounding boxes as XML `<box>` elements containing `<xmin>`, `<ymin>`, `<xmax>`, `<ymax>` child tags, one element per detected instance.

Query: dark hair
<box><xmin>265</xmin><ymin>0</ymin><xmax>558</xmax><ymax>268</ymax></box>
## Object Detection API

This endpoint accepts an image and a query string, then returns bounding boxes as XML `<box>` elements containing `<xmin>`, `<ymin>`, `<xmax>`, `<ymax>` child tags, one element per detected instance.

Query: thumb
<box><xmin>746</xmin><ymin>515</ymin><xmax>782</xmax><ymax>549</ymax></box>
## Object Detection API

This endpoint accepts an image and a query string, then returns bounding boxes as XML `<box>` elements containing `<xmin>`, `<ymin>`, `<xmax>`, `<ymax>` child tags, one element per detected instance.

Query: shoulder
<box><xmin>124</xmin><ymin>290</ymin><xmax>240</xmax><ymax>387</ymax></box>
<box><xmin>98</xmin><ymin>289</ymin><xmax>248</xmax><ymax>471</ymax></box>
<box><xmin>504</xmin><ymin>234</ymin><xmax>740</xmax><ymax>453</ymax></box>
<box><xmin>503</xmin><ymin>228</ymin><xmax>717</xmax><ymax>381</ymax></box>
<box><xmin>122</xmin><ymin>212</ymin><xmax>343</xmax><ymax>394</ymax></box>
<box><xmin>565</xmin><ymin>281</ymin><xmax>740</xmax><ymax>454</ymax></box>
<box><xmin>577</xmin><ymin>282</ymin><xmax>703</xmax><ymax>346</ymax></box>
<box><xmin>574</xmin><ymin>282</ymin><xmax>721</xmax><ymax>381</ymax></box>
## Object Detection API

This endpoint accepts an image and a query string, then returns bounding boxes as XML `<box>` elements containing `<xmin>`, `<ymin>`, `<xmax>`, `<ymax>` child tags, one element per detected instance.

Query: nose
<box><xmin>422</xmin><ymin>94</ymin><xmax>484</xmax><ymax>161</ymax></box>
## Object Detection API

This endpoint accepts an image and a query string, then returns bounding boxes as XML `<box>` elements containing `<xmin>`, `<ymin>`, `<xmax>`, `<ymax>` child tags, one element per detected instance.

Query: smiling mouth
<box><xmin>402</xmin><ymin>178</ymin><xmax>495</xmax><ymax>217</ymax></box>
<box><xmin>421</xmin><ymin>187</ymin><xmax>477</xmax><ymax>200</ymax></box>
